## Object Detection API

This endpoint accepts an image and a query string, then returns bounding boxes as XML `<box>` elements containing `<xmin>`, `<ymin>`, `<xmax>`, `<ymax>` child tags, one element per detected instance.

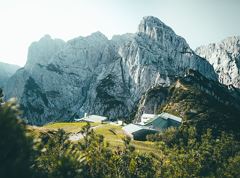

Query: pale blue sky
<box><xmin>0</xmin><ymin>0</ymin><xmax>240</xmax><ymax>66</ymax></box>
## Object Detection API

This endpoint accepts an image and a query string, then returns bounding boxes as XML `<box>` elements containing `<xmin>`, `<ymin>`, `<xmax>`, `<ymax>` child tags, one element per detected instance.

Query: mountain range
<box><xmin>196</xmin><ymin>36</ymin><xmax>240</xmax><ymax>88</ymax></box>
<box><xmin>1</xmin><ymin>16</ymin><xmax>240</xmax><ymax>125</ymax></box>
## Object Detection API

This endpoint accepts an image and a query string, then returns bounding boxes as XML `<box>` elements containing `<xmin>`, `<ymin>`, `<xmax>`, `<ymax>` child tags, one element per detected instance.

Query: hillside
<box><xmin>29</xmin><ymin>122</ymin><xmax>160</xmax><ymax>154</ymax></box>
<box><xmin>1</xmin><ymin>71</ymin><xmax>240</xmax><ymax>178</ymax></box>
<box><xmin>4</xmin><ymin>16</ymin><xmax>216</xmax><ymax>125</ymax></box>
<box><xmin>196</xmin><ymin>36</ymin><xmax>240</xmax><ymax>88</ymax></box>
<box><xmin>157</xmin><ymin>69</ymin><xmax>240</xmax><ymax>138</ymax></box>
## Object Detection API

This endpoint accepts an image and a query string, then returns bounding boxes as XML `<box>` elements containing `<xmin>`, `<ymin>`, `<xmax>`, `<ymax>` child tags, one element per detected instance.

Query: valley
<box><xmin>0</xmin><ymin>5</ymin><xmax>240</xmax><ymax>176</ymax></box>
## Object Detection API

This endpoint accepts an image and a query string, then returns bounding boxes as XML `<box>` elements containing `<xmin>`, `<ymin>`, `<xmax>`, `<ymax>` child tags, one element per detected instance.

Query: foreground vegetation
<box><xmin>160</xmin><ymin>70</ymin><xmax>240</xmax><ymax>139</ymax></box>
<box><xmin>30</xmin><ymin>122</ymin><xmax>159</xmax><ymax>154</ymax></box>
<box><xmin>1</xmin><ymin>89</ymin><xmax>240</xmax><ymax>178</ymax></box>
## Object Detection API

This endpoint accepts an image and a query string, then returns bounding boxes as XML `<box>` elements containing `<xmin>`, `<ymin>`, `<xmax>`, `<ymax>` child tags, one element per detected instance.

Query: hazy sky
<box><xmin>0</xmin><ymin>0</ymin><xmax>240</xmax><ymax>66</ymax></box>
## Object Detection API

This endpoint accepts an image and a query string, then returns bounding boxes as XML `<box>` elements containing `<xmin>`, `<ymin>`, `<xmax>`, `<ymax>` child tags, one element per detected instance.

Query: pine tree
<box><xmin>0</xmin><ymin>97</ymin><xmax>35</xmax><ymax>178</ymax></box>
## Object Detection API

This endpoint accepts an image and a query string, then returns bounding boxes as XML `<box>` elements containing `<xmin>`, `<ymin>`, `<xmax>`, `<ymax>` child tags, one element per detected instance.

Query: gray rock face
<box><xmin>0</xmin><ymin>62</ymin><xmax>20</xmax><ymax>88</ymax></box>
<box><xmin>196</xmin><ymin>36</ymin><xmax>240</xmax><ymax>88</ymax></box>
<box><xmin>5</xmin><ymin>16</ymin><xmax>217</xmax><ymax>125</ymax></box>
<box><xmin>134</xmin><ymin>86</ymin><xmax>169</xmax><ymax>123</ymax></box>
<box><xmin>25</xmin><ymin>34</ymin><xmax>65</xmax><ymax>70</ymax></box>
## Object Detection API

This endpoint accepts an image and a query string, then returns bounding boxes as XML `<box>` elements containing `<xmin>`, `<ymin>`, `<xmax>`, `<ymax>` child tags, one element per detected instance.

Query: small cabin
<box><xmin>122</xmin><ymin>124</ymin><xmax>158</xmax><ymax>140</ymax></box>
<box><xmin>145</xmin><ymin>112</ymin><xmax>182</xmax><ymax>130</ymax></box>
<box><xmin>123</xmin><ymin>112</ymin><xmax>182</xmax><ymax>140</ymax></box>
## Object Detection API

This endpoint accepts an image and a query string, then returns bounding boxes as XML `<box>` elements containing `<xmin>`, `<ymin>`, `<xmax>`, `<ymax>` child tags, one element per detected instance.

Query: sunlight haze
<box><xmin>0</xmin><ymin>0</ymin><xmax>240</xmax><ymax>66</ymax></box>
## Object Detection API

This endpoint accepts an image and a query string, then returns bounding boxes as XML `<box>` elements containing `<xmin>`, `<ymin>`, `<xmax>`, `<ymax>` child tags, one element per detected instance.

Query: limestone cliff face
<box><xmin>5</xmin><ymin>16</ymin><xmax>217</xmax><ymax>124</ymax></box>
<box><xmin>25</xmin><ymin>34</ymin><xmax>65</xmax><ymax>70</ymax></box>
<box><xmin>196</xmin><ymin>36</ymin><xmax>240</xmax><ymax>88</ymax></box>
<box><xmin>134</xmin><ymin>86</ymin><xmax>169</xmax><ymax>123</ymax></box>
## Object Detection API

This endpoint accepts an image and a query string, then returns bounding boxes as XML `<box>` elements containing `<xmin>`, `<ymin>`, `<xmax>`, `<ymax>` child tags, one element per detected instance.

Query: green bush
<box><xmin>0</xmin><ymin>92</ymin><xmax>35</xmax><ymax>178</ymax></box>
<box><xmin>1</xmin><ymin>88</ymin><xmax>240</xmax><ymax>178</ymax></box>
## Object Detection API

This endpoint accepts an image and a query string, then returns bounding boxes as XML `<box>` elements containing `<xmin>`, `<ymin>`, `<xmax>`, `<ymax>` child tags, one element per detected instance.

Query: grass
<box><xmin>94</xmin><ymin>124</ymin><xmax>126</xmax><ymax>147</ymax></box>
<box><xmin>29</xmin><ymin>122</ymin><xmax>160</xmax><ymax>154</ymax></box>
<box><xmin>43</xmin><ymin>122</ymin><xmax>99</xmax><ymax>133</ymax></box>
<box><xmin>131</xmin><ymin>140</ymin><xmax>160</xmax><ymax>154</ymax></box>
<box><xmin>28</xmin><ymin>122</ymin><xmax>99</xmax><ymax>137</ymax></box>
<box><xmin>94</xmin><ymin>123</ymin><xmax>160</xmax><ymax>154</ymax></box>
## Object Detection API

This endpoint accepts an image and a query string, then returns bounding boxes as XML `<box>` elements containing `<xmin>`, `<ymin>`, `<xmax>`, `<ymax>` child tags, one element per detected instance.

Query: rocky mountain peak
<box><xmin>40</xmin><ymin>34</ymin><xmax>52</xmax><ymax>40</ymax></box>
<box><xmin>136</xmin><ymin>16</ymin><xmax>191</xmax><ymax>57</ymax></box>
<box><xmin>138</xmin><ymin>16</ymin><xmax>175</xmax><ymax>40</ymax></box>
<box><xmin>196</xmin><ymin>36</ymin><xmax>240</xmax><ymax>88</ymax></box>
<box><xmin>90</xmin><ymin>31</ymin><xmax>108</xmax><ymax>40</ymax></box>
<box><xmin>4</xmin><ymin>16</ymin><xmax>218</xmax><ymax>124</ymax></box>
<box><xmin>222</xmin><ymin>36</ymin><xmax>240</xmax><ymax>45</ymax></box>
<box><xmin>25</xmin><ymin>35</ymin><xmax>65</xmax><ymax>70</ymax></box>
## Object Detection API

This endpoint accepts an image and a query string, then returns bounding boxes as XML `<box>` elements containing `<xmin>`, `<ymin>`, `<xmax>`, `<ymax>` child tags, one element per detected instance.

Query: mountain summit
<box><xmin>25</xmin><ymin>35</ymin><xmax>65</xmax><ymax>70</ymax></box>
<box><xmin>196</xmin><ymin>36</ymin><xmax>240</xmax><ymax>88</ymax></box>
<box><xmin>4</xmin><ymin>16</ymin><xmax>217</xmax><ymax>124</ymax></box>
<box><xmin>138</xmin><ymin>16</ymin><xmax>176</xmax><ymax>40</ymax></box>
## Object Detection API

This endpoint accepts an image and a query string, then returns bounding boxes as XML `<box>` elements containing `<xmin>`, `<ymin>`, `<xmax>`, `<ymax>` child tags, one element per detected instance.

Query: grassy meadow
<box><xmin>29</xmin><ymin>122</ymin><xmax>159</xmax><ymax>154</ymax></box>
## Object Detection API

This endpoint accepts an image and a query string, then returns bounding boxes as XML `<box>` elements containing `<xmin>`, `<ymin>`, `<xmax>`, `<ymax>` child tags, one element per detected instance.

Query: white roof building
<box><xmin>158</xmin><ymin>112</ymin><xmax>182</xmax><ymax>122</ymax></box>
<box><xmin>123</xmin><ymin>112</ymin><xmax>182</xmax><ymax>140</ymax></box>
<box><xmin>75</xmin><ymin>115</ymin><xmax>108</xmax><ymax>123</ymax></box>
<box><xmin>122</xmin><ymin>123</ymin><xmax>158</xmax><ymax>140</ymax></box>
<box><xmin>139</xmin><ymin>113</ymin><xmax>157</xmax><ymax>125</ymax></box>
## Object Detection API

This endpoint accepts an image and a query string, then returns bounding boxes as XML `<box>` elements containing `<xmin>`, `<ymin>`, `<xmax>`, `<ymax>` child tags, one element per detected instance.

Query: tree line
<box><xmin>0</xmin><ymin>88</ymin><xmax>240</xmax><ymax>178</ymax></box>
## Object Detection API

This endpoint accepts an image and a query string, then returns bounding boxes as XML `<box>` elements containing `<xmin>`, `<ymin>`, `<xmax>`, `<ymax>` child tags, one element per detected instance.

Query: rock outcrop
<box><xmin>196</xmin><ymin>36</ymin><xmax>240</xmax><ymax>88</ymax></box>
<box><xmin>134</xmin><ymin>85</ymin><xmax>169</xmax><ymax>123</ymax></box>
<box><xmin>5</xmin><ymin>16</ymin><xmax>217</xmax><ymax>124</ymax></box>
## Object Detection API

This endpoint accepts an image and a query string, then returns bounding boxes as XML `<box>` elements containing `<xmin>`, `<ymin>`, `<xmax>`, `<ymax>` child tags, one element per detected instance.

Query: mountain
<box><xmin>5</xmin><ymin>16</ymin><xmax>217</xmax><ymax>125</ymax></box>
<box><xmin>196</xmin><ymin>36</ymin><xmax>240</xmax><ymax>88</ymax></box>
<box><xmin>25</xmin><ymin>34</ymin><xmax>66</xmax><ymax>70</ymax></box>
<box><xmin>0</xmin><ymin>62</ymin><xmax>20</xmax><ymax>88</ymax></box>
<box><xmin>134</xmin><ymin>85</ymin><xmax>169</xmax><ymax>122</ymax></box>
<box><xmin>136</xmin><ymin>69</ymin><xmax>240</xmax><ymax>138</ymax></box>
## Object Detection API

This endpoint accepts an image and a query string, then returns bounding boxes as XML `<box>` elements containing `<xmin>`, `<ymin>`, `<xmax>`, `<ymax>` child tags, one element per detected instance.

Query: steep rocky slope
<box><xmin>134</xmin><ymin>86</ymin><xmax>169</xmax><ymax>123</ymax></box>
<box><xmin>0</xmin><ymin>62</ymin><xmax>20</xmax><ymax>88</ymax></box>
<box><xmin>196</xmin><ymin>36</ymin><xmax>240</xmax><ymax>88</ymax></box>
<box><xmin>156</xmin><ymin>69</ymin><xmax>240</xmax><ymax>138</ymax></box>
<box><xmin>5</xmin><ymin>16</ymin><xmax>217</xmax><ymax>124</ymax></box>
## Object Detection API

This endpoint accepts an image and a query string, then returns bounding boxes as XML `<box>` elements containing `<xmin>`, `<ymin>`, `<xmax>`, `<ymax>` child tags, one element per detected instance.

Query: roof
<box><xmin>75</xmin><ymin>115</ymin><xmax>107</xmax><ymax>123</ymax></box>
<box><xmin>123</xmin><ymin>124</ymin><xmax>157</xmax><ymax>134</ymax></box>
<box><xmin>123</xmin><ymin>124</ymin><xmax>142</xmax><ymax>134</ymax></box>
<box><xmin>159</xmin><ymin>112</ymin><xmax>182</xmax><ymax>122</ymax></box>
<box><xmin>145</xmin><ymin>112</ymin><xmax>182</xmax><ymax>124</ymax></box>
<box><xmin>144</xmin><ymin>115</ymin><xmax>159</xmax><ymax>124</ymax></box>
<box><xmin>141</xmin><ymin>114</ymin><xmax>156</xmax><ymax>118</ymax></box>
